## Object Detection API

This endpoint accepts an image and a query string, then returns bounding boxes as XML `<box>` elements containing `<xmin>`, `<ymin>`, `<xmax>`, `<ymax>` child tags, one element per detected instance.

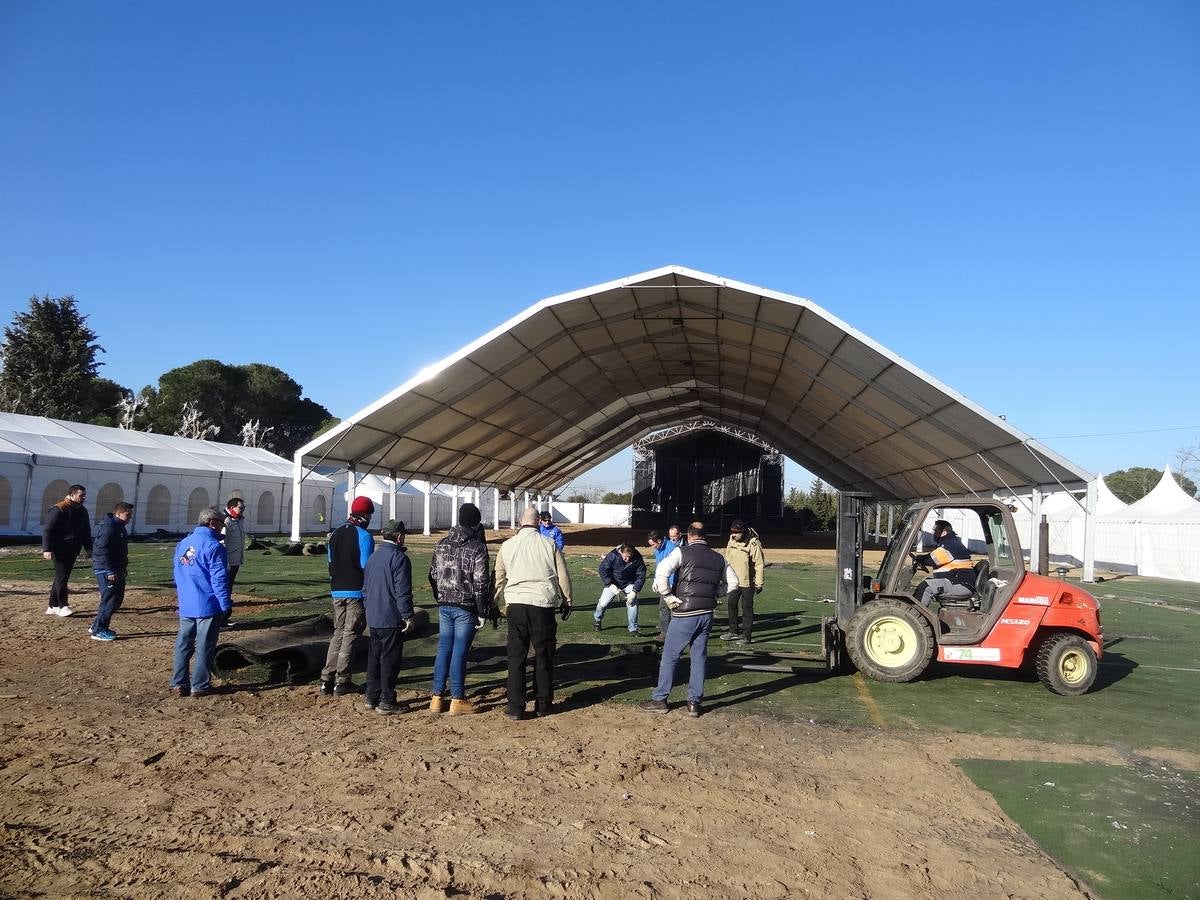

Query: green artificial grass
<box><xmin>3</xmin><ymin>545</ymin><xmax>1198</xmax><ymax>751</ymax></box>
<box><xmin>957</xmin><ymin>758</ymin><xmax>1200</xmax><ymax>900</ymax></box>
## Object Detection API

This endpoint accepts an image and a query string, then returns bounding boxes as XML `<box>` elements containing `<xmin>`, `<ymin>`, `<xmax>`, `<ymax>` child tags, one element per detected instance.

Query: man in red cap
<box><xmin>320</xmin><ymin>495</ymin><xmax>375</xmax><ymax>695</ymax></box>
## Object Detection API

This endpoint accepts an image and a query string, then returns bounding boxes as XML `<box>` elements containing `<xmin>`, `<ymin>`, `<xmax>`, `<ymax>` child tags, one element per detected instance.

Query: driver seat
<box><xmin>973</xmin><ymin>559</ymin><xmax>995</xmax><ymax>612</ymax></box>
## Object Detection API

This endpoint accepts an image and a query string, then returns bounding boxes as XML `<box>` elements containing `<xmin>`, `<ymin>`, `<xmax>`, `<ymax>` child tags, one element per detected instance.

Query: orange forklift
<box><xmin>822</xmin><ymin>492</ymin><xmax>1103</xmax><ymax>695</ymax></box>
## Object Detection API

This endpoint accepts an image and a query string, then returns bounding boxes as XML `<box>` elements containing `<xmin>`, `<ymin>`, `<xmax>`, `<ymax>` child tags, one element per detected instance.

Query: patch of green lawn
<box><xmin>957</xmin><ymin>758</ymin><xmax>1200</xmax><ymax>900</ymax></box>
<box><xmin>4</xmin><ymin>546</ymin><xmax>1198</xmax><ymax>752</ymax></box>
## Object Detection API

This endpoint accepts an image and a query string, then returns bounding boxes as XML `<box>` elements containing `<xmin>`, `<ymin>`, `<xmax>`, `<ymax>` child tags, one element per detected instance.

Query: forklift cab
<box><xmin>877</xmin><ymin>501</ymin><xmax>1024</xmax><ymax>640</ymax></box>
<box><xmin>831</xmin><ymin>493</ymin><xmax>1027</xmax><ymax>653</ymax></box>
<box><xmin>825</xmin><ymin>492</ymin><xmax>1102</xmax><ymax>694</ymax></box>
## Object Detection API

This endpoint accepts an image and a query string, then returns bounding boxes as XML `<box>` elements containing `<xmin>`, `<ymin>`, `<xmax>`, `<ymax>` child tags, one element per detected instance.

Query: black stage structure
<box><xmin>632</xmin><ymin>420</ymin><xmax>783</xmax><ymax>532</ymax></box>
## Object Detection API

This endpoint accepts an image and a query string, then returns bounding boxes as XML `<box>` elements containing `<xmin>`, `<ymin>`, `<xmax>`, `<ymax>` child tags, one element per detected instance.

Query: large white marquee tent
<box><xmin>0</xmin><ymin>413</ymin><xmax>335</xmax><ymax>537</ymax></box>
<box><xmin>292</xmin><ymin>265</ymin><xmax>1105</xmax><ymax>572</ymax></box>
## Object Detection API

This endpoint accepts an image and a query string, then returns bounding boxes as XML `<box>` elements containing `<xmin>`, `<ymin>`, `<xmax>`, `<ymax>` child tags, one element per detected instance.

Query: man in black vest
<box><xmin>639</xmin><ymin>521</ymin><xmax>738</xmax><ymax>718</ymax></box>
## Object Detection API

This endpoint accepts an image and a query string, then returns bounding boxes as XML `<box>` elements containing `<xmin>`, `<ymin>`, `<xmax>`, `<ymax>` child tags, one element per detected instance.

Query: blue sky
<box><xmin>1</xmin><ymin>1</ymin><xmax>1197</xmax><ymax>493</ymax></box>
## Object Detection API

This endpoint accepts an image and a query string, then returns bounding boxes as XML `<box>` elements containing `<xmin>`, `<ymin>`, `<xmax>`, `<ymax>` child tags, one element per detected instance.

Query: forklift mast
<box><xmin>836</xmin><ymin>492</ymin><xmax>873</xmax><ymax>629</ymax></box>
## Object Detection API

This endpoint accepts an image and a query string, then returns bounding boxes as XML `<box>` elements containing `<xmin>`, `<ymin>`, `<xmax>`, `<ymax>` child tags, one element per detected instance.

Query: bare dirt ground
<box><xmin>3</xmin><ymin>581</ymin><xmax>1175</xmax><ymax>899</ymax></box>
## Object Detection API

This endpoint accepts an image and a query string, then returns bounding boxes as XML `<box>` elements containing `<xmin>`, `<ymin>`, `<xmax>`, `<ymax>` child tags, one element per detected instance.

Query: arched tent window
<box><xmin>95</xmin><ymin>482</ymin><xmax>124</xmax><ymax>518</ymax></box>
<box><xmin>146</xmin><ymin>485</ymin><xmax>171</xmax><ymax>527</ymax></box>
<box><xmin>313</xmin><ymin>494</ymin><xmax>327</xmax><ymax>525</ymax></box>
<box><xmin>40</xmin><ymin>479</ymin><xmax>71</xmax><ymax>525</ymax></box>
<box><xmin>0</xmin><ymin>475</ymin><xmax>11</xmax><ymax>526</ymax></box>
<box><xmin>187</xmin><ymin>487</ymin><xmax>210</xmax><ymax>525</ymax></box>
<box><xmin>257</xmin><ymin>491</ymin><xmax>275</xmax><ymax>526</ymax></box>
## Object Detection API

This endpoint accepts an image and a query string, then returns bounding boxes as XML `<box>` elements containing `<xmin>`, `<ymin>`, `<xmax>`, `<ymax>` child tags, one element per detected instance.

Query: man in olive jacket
<box><xmin>41</xmin><ymin>484</ymin><xmax>93</xmax><ymax>617</ymax></box>
<box><xmin>721</xmin><ymin>519</ymin><xmax>765</xmax><ymax>645</ymax></box>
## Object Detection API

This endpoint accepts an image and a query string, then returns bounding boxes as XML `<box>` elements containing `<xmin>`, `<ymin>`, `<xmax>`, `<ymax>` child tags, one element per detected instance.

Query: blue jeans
<box><xmin>171</xmin><ymin>616</ymin><xmax>221</xmax><ymax>692</ymax></box>
<box><xmin>431</xmin><ymin>605</ymin><xmax>477</xmax><ymax>699</ymax></box>
<box><xmin>92</xmin><ymin>569</ymin><xmax>125</xmax><ymax>632</ymax></box>
<box><xmin>652</xmin><ymin>612</ymin><xmax>713</xmax><ymax>704</ymax></box>
<box><xmin>594</xmin><ymin>585</ymin><xmax>640</xmax><ymax>632</ymax></box>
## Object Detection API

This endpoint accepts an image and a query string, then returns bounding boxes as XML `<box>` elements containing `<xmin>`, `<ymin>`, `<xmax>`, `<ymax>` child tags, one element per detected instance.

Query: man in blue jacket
<box><xmin>537</xmin><ymin>510</ymin><xmax>565</xmax><ymax>552</ymax></box>
<box><xmin>320</xmin><ymin>496</ymin><xmax>375</xmax><ymax>695</ymax></box>
<box><xmin>593</xmin><ymin>543</ymin><xmax>647</xmax><ymax>635</ymax></box>
<box><xmin>647</xmin><ymin>530</ymin><xmax>678</xmax><ymax>638</ymax></box>
<box><xmin>89</xmin><ymin>501</ymin><xmax>133</xmax><ymax>642</ymax></box>
<box><xmin>170</xmin><ymin>507</ymin><xmax>232</xmax><ymax>698</ymax></box>
<box><xmin>362</xmin><ymin>519</ymin><xmax>415</xmax><ymax>715</ymax></box>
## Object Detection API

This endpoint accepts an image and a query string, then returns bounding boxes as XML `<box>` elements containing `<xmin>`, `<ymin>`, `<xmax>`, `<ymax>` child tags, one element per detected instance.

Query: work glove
<box><xmin>486</xmin><ymin>604</ymin><xmax>501</xmax><ymax>629</ymax></box>
<box><xmin>400</xmin><ymin>617</ymin><xmax>415</xmax><ymax>635</ymax></box>
<box><xmin>755</xmin><ymin>585</ymin><xmax>763</xmax><ymax>596</ymax></box>
<box><xmin>663</xmin><ymin>594</ymin><xmax>682</xmax><ymax>610</ymax></box>
<box><xmin>624</xmin><ymin>586</ymin><xmax>637</xmax><ymax>606</ymax></box>
<box><xmin>558</xmin><ymin>600</ymin><xmax>572</xmax><ymax>621</ymax></box>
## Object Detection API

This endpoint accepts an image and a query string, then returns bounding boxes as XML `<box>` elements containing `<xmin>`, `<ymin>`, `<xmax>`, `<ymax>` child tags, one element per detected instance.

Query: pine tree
<box><xmin>0</xmin><ymin>296</ymin><xmax>104</xmax><ymax>419</ymax></box>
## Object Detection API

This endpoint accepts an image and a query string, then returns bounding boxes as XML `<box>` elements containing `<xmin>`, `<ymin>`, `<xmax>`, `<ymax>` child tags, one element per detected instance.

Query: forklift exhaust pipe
<box><xmin>1038</xmin><ymin>516</ymin><xmax>1050</xmax><ymax>576</ymax></box>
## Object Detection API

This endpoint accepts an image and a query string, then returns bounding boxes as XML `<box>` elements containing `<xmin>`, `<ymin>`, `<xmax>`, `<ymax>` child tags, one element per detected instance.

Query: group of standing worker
<box><xmin>40</xmin><ymin>483</ymin><xmax>767</xmax><ymax>719</ymax></box>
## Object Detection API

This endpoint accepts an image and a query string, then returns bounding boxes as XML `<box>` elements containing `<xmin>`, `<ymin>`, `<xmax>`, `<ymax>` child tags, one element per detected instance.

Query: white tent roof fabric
<box><xmin>1101</xmin><ymin>466</ymin><xmax>1200</xmax><ymax>523</ymax></box>
<box><xmin>0</xmin><ymin>413</ymin><xmax>331</xmax><ymax>485</ymax></box>
<box><xmin>298</xmin><ymin>266</ymin><xmax>1091</xmax><ymax>500</ymax></box>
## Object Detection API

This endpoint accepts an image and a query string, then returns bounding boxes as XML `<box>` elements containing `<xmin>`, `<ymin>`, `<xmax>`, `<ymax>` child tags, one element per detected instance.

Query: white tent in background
<box><xmin>1094</xmin><ymin>466</ymin><xmax>1200</xmax><ymax>582</ymax></box>
<box><xmin>0</xmin><ymin>413</ymin><xmax>335</xmax><ymax>537</ymax></box>
<box><xmin>1101</xmin><ymin>466</ymin><xmax>1200</xmax><ymax>522</ymax></box>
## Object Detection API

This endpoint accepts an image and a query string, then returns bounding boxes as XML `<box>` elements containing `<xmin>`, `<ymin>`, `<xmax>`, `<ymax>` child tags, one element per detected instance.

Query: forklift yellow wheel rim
<box><xmin>864</xmin><ymin>616</ymin><xmax>918</xmax><ymax>668</ymax></box>
<box><xmin>1058</xmin><ymin>648</ymin><xmax>1090</xmax><ymax>685</ymax></box>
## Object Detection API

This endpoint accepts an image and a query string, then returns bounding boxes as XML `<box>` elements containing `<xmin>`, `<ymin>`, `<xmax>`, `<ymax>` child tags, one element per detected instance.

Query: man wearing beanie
<box><xmin>320</xmin><ymin>495</ymin><xmax>375</xmax><ymax>695</ymax></box>
<box><xmin>428</xmin><ymin>502</ymin><xmax>492</xmax><ymax>715</ymax></box>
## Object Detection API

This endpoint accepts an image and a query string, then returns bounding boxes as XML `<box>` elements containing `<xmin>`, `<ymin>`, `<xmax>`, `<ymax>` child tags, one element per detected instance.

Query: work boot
<box><xmin>638</xmin><ymin>699</ymin><xmax>669</xmax><ymax>715</ymax></box>
<box><xmin>503</xmin><ymin>707</ymin><xmax>523</xmax><ymax>721</ymax></box>
<box><xmin>448</xmin><ymin>698</ymin><xmax>477</xmax><ymax>716</ymax></box>
<box><xmin>719</xmin><ymin>631</ymin><xmax>738</xmax><ymax>641</ymax></box>
<box><xmin>333</xmin><ymin>682</ymin><xmax>357</xmax><ymax>696</ymax></box>
<box><xmin>317</xmin><ymin>680</ymin><xmax>334</xmax><ymax>695</ymax></box>
<box><xmin>376</xmin><ymin>700</ymin><xmax>407</xmax><ymax>715</ymax></box>
<box><xmin>534</xmin><ymin>700</ymin><xmax>552</xmax><ymax>718</ymax></box>
<box><xmin>687</xmin><ymin>701</ymin><xmax>703</xmax><ymax>718</ymax></box>
<box><xmin>429</xmin><ymin>695</ymin><xmax>446</xmax><ymax>713</ymax></box>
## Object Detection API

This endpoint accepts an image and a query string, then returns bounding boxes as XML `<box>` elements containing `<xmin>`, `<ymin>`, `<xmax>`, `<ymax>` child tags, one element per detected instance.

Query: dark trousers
<box><xmin>49</xmin><ymin>551</ymin><xmax>79</xmax><ymax>608</ymax></box>
<box><xmin>506</xmin><ymin>604</ymin><xmax>557</xmax><ymax>713</ymax></box>
<box><xmin>658</xmin><ymin>598</ymin><xmax>672</xmax><ymax>635</ymax></box>
<box><xmin>221</xmin><ymin>564</ymin><xmax>240</xmax><ymax>625</ymax></box>
<box><xmin>92</xmin><ymin>571</ymin><xmax>126</xmax><ymax>631</ymax></box>
<box><xmin>365</xmin><ymin>626</ymin><xmax>403</xmax><ymax>705</ymax></box>
<box><xmin>726</xmin><ymin>586</ymin><xmax>755</xmax><ymax>640</ymax></box>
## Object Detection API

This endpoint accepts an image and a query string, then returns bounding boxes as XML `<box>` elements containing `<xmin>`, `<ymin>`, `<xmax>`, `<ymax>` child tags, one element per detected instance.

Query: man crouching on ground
<box><xmin>362</xmin><ymin>519</ymin><xmax>414</xmax><ymax>715</ymax></box>
<box><xmin>640</xmin><ymin>521</ymin><xmax>737</xmax><ymax>718</ymax></box>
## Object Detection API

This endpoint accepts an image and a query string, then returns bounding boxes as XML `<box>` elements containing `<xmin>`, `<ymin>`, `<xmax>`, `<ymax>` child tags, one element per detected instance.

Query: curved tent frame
<box><xmin>292</xmin><ymin>265</ymin><xmax>1093</xmax><ymax>542</ymax></box>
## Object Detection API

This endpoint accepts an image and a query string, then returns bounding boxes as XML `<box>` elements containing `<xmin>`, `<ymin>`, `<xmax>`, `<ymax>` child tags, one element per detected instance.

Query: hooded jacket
<box><xmin>42</xmin><ymin>499</ymin><xmax>93</xmax><ymax>557</ymax></box>
<box><xmin>92</xmin><ymin>513</ymin><xmax>129</xmax><ymax>573</ymax></box>
<box><xmin>598</xmin><ymin>547</ymin><xmax>647</xmax><ymax>592</ymax></box>
<box><xmin>429</xmin><ymin>524</ymin><xmax>491</xmax><ymax>615</ymax></box>
<box><xmin>363</xmin><ymin>540</ymin><xmax>415</xmax><ymax>628</ymax></box>
<box><xmin>537</xmin><ymin>521</ymin><xmax>565</xmax><ymax>551</ymax></box>
<box><xmin>173</xmin><ymin>526</ymin><xmax>231</xmax><ymax>618</ymax></box>
<box><xmin>725</xmin><ymin>528</ymin><xmax>765</xmax><ymax>590</ymax></box>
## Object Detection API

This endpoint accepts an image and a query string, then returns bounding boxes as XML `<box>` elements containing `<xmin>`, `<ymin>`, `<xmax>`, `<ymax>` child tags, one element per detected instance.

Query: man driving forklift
<box><xmin>910</xmin><ymin>519</ymin><xmax>975</xmax><ymax>606</ymax></box>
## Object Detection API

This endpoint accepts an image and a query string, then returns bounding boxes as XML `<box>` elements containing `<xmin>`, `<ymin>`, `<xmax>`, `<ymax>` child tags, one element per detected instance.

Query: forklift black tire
<box><xmin>846</xmin><ymin>599</ymin><xmax>935</xmax><ymax>683</ymax></box>
<box><xmin>1035</xmin><ymin>632</ymin><xmax>1097</xmax><ymax>696</ymax></box>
